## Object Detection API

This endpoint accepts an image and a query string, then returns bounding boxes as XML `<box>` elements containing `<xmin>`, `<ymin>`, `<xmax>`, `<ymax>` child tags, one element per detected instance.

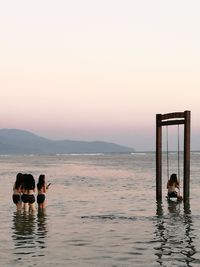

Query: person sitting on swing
<box><xmin>167</xmin><ymin>173</ymin><xmax>182</xmax><ymax>200</ymax></box>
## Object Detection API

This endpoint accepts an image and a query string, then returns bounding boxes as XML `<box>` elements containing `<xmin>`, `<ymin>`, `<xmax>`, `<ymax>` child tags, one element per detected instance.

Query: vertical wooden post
<box><xmin>183</xmin><ymin>110</ymin><xmax>191</xmax><ymax>201</ymax></box>
<box><xmin>156</xmin><ymin>114</ymin><xmax>162</xmax><ymax>201</ymax></box>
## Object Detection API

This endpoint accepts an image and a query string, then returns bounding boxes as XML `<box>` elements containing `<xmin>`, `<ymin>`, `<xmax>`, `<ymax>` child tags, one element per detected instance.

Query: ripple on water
<box><xmin>1</xmin><ymin>154</ymin><xmax>200</xmax><ymax>267</ymax></box>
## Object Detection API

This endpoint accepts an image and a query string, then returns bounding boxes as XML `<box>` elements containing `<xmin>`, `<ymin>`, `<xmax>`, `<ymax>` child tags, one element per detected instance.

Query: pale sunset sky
<box><xmin>1</xmin><ymin>0</ymin><xmax>200</xmax><ymax>151</ymax></box>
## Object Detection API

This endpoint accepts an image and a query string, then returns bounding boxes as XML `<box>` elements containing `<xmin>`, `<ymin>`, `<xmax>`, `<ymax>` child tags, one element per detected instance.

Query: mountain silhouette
<box><xmin>0</xmin><ymin>129</ymin><xmax>134</xmax><ymax>154</ymax></box>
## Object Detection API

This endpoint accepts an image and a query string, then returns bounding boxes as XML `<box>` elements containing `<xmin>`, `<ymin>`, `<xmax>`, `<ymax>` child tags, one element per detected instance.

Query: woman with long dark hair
<box><xmin>167</xmin><ymin>173</ymin><xmax>182</xmax><ymax>200</ymax></box>
<box><xmin>21</xmin><ymin>174</ymin><xmax>36</xmax><ymax>213</ymax></box>
<box><xmin>12</xmin><ymin>173</ymin><xmax>24</xmax><ymax>211</ymax></box>
<box><xmin>37</xmin><ymin>174</ymin><xmax>50</xmax><ymax>210</ymax></box>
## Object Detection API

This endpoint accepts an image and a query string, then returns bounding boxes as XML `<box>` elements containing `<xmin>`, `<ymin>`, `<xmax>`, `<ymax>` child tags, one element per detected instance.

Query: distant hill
<box><xmin>0</xmin><ymin>129</ymin><xmax>135</xmax><ymax>154</ymax></box>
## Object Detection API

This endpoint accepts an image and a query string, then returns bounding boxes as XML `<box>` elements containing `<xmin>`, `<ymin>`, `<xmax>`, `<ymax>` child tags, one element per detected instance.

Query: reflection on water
<box><xmin>12</xmin><ymin>210</ymin><xmax>48</xmax><ymax>261</ymax></box>
<box><xmin>154</xmin><ymin>201</ymin><xmax>196</xmax><ymax>266</ymax></box>
<box><xmin>1</xmin><ymin>153</ymin><xmax>200</xmax><ymax>266</ymax></box>
<box><xmin>37</xmin><ymin>210</ymin><xmax>48</xmax><ymax>250</ymax></box>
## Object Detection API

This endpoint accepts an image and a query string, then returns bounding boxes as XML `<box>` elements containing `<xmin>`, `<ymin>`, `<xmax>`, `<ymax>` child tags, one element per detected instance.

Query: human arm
<box><xmin>176</xmin><ymin>182</ymin><xmax>180</xmax><ymax>189</ymax></box>
<box><xmin>46</xmin><ymin>183</ymin><xmax>51</xmax><ymax>189</ymax></box>
<box><xmin>167</xmin><ymin>180</ymin><xmax>169</xmax><ymax>189</ymax></box>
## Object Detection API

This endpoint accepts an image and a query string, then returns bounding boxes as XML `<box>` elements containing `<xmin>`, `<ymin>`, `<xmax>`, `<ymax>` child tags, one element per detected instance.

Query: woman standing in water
<box><xmin>21</xmin><ymin>174</ymin><xmax>36</xmax><ymax>213</ymax></box>
<box><xmin>12</xmin><ymin>173</ymin><xmax>24</xmax><ymax>211</ymax></box>
<box><xmin>37</xmin><ymin>174</ymin><xmax>50</xmax><ymax>210</ymax></box>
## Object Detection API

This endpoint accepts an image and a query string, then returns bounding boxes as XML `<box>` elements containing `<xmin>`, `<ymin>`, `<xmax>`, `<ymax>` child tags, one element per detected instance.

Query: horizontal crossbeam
<box><xmin>161</xmin><ymin>112</ymin><xmax>185</xmax><ymax>120</ymax></box>
<box><xmin>160</xmin><ymin>119</ymin><xmax>185</xmax><ymax>126</ymax></box>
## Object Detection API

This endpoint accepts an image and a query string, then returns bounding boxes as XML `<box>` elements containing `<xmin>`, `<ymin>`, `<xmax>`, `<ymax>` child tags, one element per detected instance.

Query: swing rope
<box><xmin>166</xmin><ymin>124</ymin><xmax>181</xmax><ymax>193</ymax></box>
<box><xmin>177</xmin><ymin>124</ymin><xmax>181</xmax><ymax>194</ymax></box>
<box><xmin>166</xmin><ymin>126</ymin><xmax>169</xmax><ymax>180</ymax></box>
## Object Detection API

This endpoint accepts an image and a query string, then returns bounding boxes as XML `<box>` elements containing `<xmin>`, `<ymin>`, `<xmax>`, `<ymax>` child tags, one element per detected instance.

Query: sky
<box><xmin>1</xmin><ymin>0</ymin><xmax>200</xmax><ymax>151</ymax></box>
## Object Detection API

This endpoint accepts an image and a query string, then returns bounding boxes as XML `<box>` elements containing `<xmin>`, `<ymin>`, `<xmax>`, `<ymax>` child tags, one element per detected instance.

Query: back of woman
<box><xmin>37</xmin><ymin>174</ymin><xmax>50</xmax><ymax>209</ymax></box>
<box><xmin>167</xmin><ymin>173</ymin><xmax>181</xmax><ymax>199</ymax></box>
<box><xmin>21</xmin><ymin>174</ymin><xmax>36</xmax><ymax>213</ymax></box>
<box><xmin>12</xmin><ymin>173</ymin><xmax>24</xmax><ymax>211</ymax></box>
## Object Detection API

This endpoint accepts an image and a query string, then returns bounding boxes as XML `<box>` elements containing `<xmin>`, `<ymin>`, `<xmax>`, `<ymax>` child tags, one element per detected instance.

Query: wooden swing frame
<box><xmin>156</xmin><ymin>111</ymin><xmax>191</xmax><ymax>202</ymax></box>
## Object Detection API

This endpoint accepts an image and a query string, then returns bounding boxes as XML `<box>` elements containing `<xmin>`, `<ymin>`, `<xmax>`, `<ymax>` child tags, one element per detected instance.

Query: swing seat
<box><xmin>167</xmin><ymin>196</ymin><xmax>178</xmax><ymax>202</ymax></box>
<box><xmin>167</xmin><ymin>195</ymin><xmax>183</xmax><ymax>203</ymax></box>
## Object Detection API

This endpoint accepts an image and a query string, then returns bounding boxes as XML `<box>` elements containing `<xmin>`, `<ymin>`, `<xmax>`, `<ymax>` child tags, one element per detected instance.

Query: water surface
<box><xmin>0</xmin><ymin>153</ymin><xmax>200</xmax><ymax>266</ymax></box>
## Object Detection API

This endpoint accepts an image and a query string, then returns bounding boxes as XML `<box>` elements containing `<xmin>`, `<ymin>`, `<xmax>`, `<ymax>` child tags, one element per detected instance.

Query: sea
<box><xmin>0</xmin><ymin>152</ymin><xmax>200</xmax><ymax>267</ymax></box>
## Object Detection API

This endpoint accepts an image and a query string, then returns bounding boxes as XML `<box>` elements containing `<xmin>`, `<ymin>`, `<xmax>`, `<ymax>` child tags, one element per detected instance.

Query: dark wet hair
<box><xmin>14</xmin><ymin>173</ymin><xmax>24</xmax><ymax>189</ymax></box>
<box><xmin>37</xmin><ymin>174</ymin><xmax>45</xmax><ymax>190</ymax></box>
<box><xmin>23</xmin><ymin>174</ymin><xmax>35</xmax><ymax>190</ymax></box>
<box><xmin>168</xmin><ymin>173</ymin><xmax>178</xmax><ymax>186</ymax></box>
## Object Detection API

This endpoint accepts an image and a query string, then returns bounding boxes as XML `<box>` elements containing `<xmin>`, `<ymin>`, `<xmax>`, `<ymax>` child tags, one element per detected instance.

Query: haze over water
<box><xmin>1</xmin><ymin>152</ymin><xmax>200</xmax><ymax>266</ymax></box>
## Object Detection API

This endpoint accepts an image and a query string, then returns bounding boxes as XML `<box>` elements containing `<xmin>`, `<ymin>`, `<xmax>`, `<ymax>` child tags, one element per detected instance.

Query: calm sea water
<box><xmin>0</xmin><ymin>152</ymin><xmax>200</xmax><ymax>267</ymax></box>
